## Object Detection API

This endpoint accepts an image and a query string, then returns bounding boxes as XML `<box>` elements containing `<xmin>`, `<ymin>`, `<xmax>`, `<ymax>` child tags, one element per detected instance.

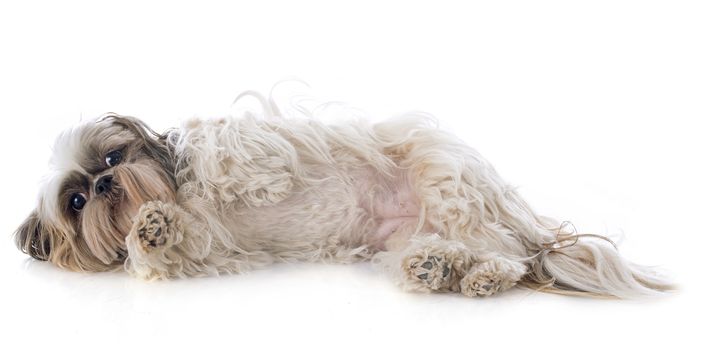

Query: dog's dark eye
<box><xmin>105</xmin><ymin>150</ymin><xmax>122</xmax><ymax>167</ymax></box>
<box><xmin>70</xmin><ymin>193</ymin><xmax>87</xmax><ymax>211</ymax></box>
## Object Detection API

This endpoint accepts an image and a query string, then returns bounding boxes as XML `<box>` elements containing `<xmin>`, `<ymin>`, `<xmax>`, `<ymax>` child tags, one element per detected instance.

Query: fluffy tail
<box><xmin>520</xmin><ymin>226</ymin><xmax>676</xmax><ymax>298</ymax></box>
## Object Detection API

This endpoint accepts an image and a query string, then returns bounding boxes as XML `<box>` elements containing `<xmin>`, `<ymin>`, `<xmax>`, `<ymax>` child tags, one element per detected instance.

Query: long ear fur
<box><xmin>15</xmin><ymin>211</ymin><xmax>52</xmax><ymax>261</ymax></box>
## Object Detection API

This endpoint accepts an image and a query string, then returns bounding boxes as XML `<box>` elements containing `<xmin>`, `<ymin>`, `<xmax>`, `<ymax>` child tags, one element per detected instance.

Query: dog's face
<box><xmin>15</xmin><ymin>115</ymin><xmax>176</xmax><ymax>271</ymax></box>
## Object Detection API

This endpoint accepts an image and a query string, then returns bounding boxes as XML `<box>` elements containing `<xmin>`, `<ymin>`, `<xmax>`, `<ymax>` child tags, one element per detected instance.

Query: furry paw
<box><xmin>125</xmin><ymin>201</ymin><xmax>202</xmax><ymax>280</ymax></box>
<box><xmin>131</xmin><ymin>201</ymin><xmax>175</xmax><ymax>252</ymax></box>
<box><xmin>403</xmin><ymin>253</ymin><xmax>454</xmax><ymax>291</ymax></box>
<box><xmin>460</xmin><ymin>258</ymin><xmax>527</xmax><ymax>297</ymax></box>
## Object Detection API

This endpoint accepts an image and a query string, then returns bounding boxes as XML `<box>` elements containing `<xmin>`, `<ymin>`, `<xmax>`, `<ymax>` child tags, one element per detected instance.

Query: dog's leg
<box><xmin>377</xmin><ymin>233</ymin><xmax>527</xmax><ymax>296</ymax></box>
<box><xmin>124</xmin><ymin>201</ymin><xmax>232</xmax><ymax>279</ymax></box>
<box><xmin>376</xmin><ymin>234</ymin><xmax>472</xmax><ymax>293</ymax></box>
<box><xmin>125</xmin><ymin>200</ymin><xmax>274</xmax><ymax>279</ymax></box>
<box><xmin>459</xmin><ymin>257</ymin><xmax>527</xmax><ymax>297</ymax></box>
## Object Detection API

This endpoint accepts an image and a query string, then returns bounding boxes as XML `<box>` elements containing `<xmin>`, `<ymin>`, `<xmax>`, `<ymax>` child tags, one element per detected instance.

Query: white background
<box><xmin>0</xmin><ymin>1</ymin><xmax>715</xmax><ymax>349</ymax></box>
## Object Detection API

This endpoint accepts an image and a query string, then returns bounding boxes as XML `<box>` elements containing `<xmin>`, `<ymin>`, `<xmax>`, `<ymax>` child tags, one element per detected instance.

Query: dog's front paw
<box><xmin>460</xmin><ymin>258</ymin><xmax>527</xmax><ymax>297</ymax></box>
<box><xmin>130</xmin><ymin>201</ymin><xmax>178</xmax><ymax>253</ymax></box>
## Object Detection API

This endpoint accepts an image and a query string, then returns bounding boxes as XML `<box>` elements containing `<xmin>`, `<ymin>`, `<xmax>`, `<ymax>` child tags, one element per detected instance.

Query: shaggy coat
<box><xmin>15</xmin><ymin>100</ymin><xmax>673</xmax><ymax>298</ymax></box>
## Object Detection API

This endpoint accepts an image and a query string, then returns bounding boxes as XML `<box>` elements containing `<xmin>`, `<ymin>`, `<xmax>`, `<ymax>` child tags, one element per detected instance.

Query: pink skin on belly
<box><xmin>373</xmin><ymin>217</ymin><xmax>417</xmax><ymax>249</ymax></box>
<box><xmin>367</xmin><ymin>175</ymin><xmax>421</xmax><ymax>250</ymax></box>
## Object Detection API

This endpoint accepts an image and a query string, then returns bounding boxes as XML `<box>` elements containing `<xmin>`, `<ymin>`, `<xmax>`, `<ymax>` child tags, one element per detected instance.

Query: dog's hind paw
<box><xmin>460</xmin><ymin>257</ymin><xmax>527</xmax><ymax>297</ymax></box>
<box><xmin>403</xmin><ymin>253</ymin><xmax>454</xmax><ymax>291</ymax></box>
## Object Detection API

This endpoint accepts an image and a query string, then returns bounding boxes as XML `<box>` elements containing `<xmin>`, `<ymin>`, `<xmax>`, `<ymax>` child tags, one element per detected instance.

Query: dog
<box><xmin>14</xmin><ymin>92</ymin><xmax>673</xmax><ymax>298</ymax></box>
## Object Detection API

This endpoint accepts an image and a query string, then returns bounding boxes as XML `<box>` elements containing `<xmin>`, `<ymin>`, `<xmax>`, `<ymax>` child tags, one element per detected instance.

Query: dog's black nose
<box><xmin>95</xmin><ymin>175</ymin><xmax>114</xmax><ymax>195</ymax></box>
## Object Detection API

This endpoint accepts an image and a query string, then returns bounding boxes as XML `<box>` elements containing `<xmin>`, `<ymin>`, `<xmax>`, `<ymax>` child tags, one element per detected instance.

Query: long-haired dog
<box><xmin>15</xmin><ymin>92</ymin><xmax>674</xmax><ymax>298</ymax></box>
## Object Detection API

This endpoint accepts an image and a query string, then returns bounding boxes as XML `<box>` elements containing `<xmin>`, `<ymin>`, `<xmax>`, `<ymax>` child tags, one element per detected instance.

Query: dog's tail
<box><xmin>517</xmin><ymin>218</ymin><xmax>676</xmax><ymax>298</ymax></box>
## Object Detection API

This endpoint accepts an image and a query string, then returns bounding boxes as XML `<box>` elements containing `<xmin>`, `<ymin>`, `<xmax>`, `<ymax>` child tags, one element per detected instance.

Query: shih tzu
<box><xmin>14</xmin><ymin>92</ymin><xmax>673</xmax><ymax>298</ymax></box>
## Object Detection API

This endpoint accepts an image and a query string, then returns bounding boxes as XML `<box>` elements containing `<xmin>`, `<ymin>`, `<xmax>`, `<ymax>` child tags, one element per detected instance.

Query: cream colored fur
<box><xmin>118</xmin><ymin>100</ymin><xmax>673</xmax><ymax>298</ymax></box>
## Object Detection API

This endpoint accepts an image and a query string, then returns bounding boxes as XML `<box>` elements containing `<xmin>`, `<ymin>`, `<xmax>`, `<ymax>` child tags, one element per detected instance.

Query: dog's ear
<box><xmin>15</xmin><ymin>210</ymin><xmax>52</xmax><ymax>261</ymax></box>
<box><xmin>101</xmin><ymin>114</ymin><xmax>176</xmax><ymax>185</ymax></box>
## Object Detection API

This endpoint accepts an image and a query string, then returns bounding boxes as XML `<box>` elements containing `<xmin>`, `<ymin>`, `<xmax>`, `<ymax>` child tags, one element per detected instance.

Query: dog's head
<box><xmin>15</xmin><ymin>114</ymin><xmax>177</xmax><ymax>271</ymax></box>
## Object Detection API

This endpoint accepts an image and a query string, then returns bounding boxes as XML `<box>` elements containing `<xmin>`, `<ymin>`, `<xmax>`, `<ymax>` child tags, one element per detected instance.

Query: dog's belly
<box><xmin>355</xmin><ymin>167</ymin><xmax>421</xmax><ymax>249</ymax></box>
<box><xmin>223</xmin><ymin>166</ymin><xmax>420</xmax><ymax>257</ymax></box>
